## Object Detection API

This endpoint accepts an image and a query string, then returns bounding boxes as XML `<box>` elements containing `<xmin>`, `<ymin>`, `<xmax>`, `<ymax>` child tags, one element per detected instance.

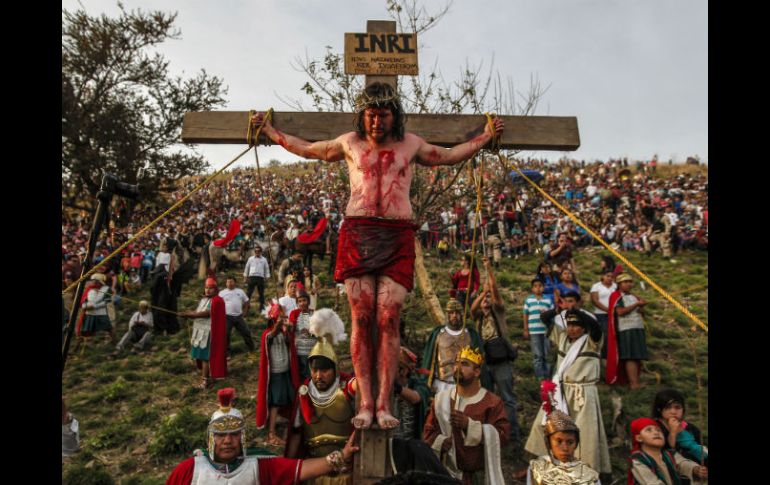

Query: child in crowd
<box><xmin>523</xmin><ymin>279</ymin><xmax>555</xmax><ymax>380</ymax></box>
<box><xmin>628</xmin><ymin>417</ymin><xmax>707</xmax><ymax>484</ymax></box>
<box><xmin>652</xmin><ymin>389</ymin><xmax>708</xmax><ymax>469</ymax></box>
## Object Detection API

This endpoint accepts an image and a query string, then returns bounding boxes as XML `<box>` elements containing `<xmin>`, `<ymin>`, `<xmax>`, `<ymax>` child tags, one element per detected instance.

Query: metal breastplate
<box><xmin>437</xmin><ymin>330</ymin><xmax>471</xmax><ymax>381</ymax></box>
<box><xmin>191</xmin><ymin>456</ymin><xmax>259</xmax><ymax>485</ymax></box>
<box><xmin>529</xmin><ymin>458</ymin><xmax>599</xmax><ymax>485</ymax></box>
<box><xmin>301</xmin><ymin>389</ymin><xmax>354</xmax><ymax>457</ymax></box>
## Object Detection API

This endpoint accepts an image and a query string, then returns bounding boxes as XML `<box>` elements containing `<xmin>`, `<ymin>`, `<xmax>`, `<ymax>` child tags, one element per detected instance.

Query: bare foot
<box><xmin>352</xmin><ymin>408</ymin><xmax>373</xmax><ymax>429</ymax></box>
<box><xmin>376</xmin><ymin>410</ymin><xmax>400</xmax><ymax>429</ymax></box>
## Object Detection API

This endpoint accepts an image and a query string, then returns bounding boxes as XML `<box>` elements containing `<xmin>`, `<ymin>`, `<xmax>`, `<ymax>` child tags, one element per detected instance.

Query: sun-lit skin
<box><xmin>252</xmin><ymin>106</ymin><xmax>503</xmax><ymax>429</ymax></box>
<box><xmin>213</xmin><ymin>432</ymin><xmax>242</xmax><ymax>464</ymax></box>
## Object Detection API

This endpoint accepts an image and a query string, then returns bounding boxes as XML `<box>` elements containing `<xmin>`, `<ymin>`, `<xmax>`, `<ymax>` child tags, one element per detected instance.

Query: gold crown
<box><xmin>209</xmin><ymin>415</ymin><xmax>245</xmax><ymax>434</ymax></box>
<box><xmin>457</xmin><ymin>346</ymin><xmax>483</xmax><ymax>366</ymax></box>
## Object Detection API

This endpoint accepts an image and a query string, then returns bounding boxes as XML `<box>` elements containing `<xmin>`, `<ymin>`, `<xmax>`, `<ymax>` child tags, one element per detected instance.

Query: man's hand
<box><xmin>693</xmin><ymin>466</ymin><xmax>708</xmax><ymax>480</ymax></box>
<box><xmin>450</xmin><ymin>410</ymin><xmax>469</xmax><ymax>430</ymax></box>
<box><xmin>441</xmin><ymin>435</ymin><xmax>454</xmax><ymax>453</ymax></box>
<box><xmin>250</xmin><ymin>112</ymin><xmax>273</xmax><ymax>132</ymax></box>
<box><xmin>637</xmin><ymin>298</ymin><xmax>647</xmax><ymax>306</ymax></box>
<box><xmin>485</xmin><ymin>117</ymin><xmax>504</xmax><ymax>139</ymax></box>
<box><xmin>523</xmin><ymin>329</ymin><xmax>530</xmax><ymax>340</ymax></box>
<box><xmin>341</xmin><ymin>430</ymin><xmax>360</xmax><ymax>462</ymax></box>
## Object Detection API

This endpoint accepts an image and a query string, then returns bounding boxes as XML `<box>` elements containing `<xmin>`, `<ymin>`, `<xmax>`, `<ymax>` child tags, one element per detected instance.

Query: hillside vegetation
<box><xmin>62</xmin><ymin>243</ymin><xmax>707</xmax><ymax>484</ymax></box>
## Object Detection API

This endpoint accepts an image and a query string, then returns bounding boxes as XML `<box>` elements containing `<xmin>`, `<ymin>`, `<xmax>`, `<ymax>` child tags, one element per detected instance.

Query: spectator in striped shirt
<box><xmin>523</xmin><ymin>279</ymin><xmax>555</xmax><ymax>379</ymax></box>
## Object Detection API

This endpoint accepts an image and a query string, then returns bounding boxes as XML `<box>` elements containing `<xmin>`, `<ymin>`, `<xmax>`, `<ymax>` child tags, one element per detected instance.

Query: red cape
<box><xmin>605</xmin><ymin>290</ymin><xmax>643</xmax><ymax>385</ymax></box>
<box><xmin>75</xmin><ymin>286</ymin><xmax>93</xmax><ymax>337</ymax></box>
<box><xmin>297</xmin><ymin>217</ymin><xmax>327</xmax><ymax>244</ymax></box>
<box><xmin>209</xmin><ymin>296</ymin><xmax>227</xmax><ymax>379</ymax></box>
<box><xmin>256</xmin><ymin>324</ymin><xmax>301</xmax><ymax>429</ymax></box>
<box><xmin>213</xmin><ymin>219</ymin><xmax>241</xmax><ymax>247</ymax></box>
<box><xmin>165</xmin><ymin>456</ymin><xmax>303</xmax><ymax>485</ymax></box>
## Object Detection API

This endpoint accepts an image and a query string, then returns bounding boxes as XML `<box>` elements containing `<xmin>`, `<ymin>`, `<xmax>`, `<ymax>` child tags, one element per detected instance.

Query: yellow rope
<box><xmin>62</xmin><ymin>109</ymin><xmax>275</xmax><ymax>295</ymax></box>
<box><xmin>482</xmin><ymin>112</ymin><xmax>707</xmax><ymax>333</ymax></box>
<box><xmin>462</xmin><ymin>156</ymin><xmax>484</xmax><ymax>327</ymax></box>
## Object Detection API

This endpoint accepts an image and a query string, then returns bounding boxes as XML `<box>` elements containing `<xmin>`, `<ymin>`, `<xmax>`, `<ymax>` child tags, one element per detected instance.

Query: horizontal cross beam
<box><xmin>181</xmin><ymin>111</ymin><xmax>580</xmax><ymax>151</ymax></box>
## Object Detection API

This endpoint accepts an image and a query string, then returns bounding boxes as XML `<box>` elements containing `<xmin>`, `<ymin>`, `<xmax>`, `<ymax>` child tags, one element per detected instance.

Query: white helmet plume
<box><xmin>309</xmin><ymin>308</ymin><xmax>348</xmax><ymax>345</ymax></box>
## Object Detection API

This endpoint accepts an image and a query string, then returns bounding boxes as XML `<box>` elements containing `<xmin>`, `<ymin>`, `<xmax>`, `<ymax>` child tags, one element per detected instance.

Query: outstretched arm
<box><xmin>416</xmin><ymin>117</ymin><xmax>503</xmax><ymax>167</ymax></box>
<box><xmin>251</xmin><ymin>112</ymin><xmax>345</xmax><ymax>162</ymax></box>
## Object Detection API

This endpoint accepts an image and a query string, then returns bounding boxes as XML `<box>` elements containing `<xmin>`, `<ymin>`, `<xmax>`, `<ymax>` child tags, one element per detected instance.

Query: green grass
<box><xmin>62</xmin><ymin>247</ymin><xmax>707</xmax><ymax>482</ymax></box>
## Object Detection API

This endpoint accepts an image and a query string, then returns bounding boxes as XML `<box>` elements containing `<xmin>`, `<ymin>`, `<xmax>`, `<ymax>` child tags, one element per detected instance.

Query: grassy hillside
<box><xmin>62</xmin><ymin>247</ymin><xmax>707</xmax><ymax>484</ymax></box>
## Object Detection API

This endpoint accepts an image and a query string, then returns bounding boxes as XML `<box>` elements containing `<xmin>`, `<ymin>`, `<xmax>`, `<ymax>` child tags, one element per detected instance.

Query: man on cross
<box><xmin>252</xmin><ymin>82</ymin><xmax>503</xmax><ymax>429</ymax></box>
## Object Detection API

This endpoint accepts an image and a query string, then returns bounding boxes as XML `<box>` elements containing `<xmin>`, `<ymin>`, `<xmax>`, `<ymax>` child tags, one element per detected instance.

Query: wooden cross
<box><xmin>181</xmin><ymin>20</ymin><xmax>580</xmax><ymax>483</ymax></box>
<box><xmin>182</xmin><ymin>20</ymin><xmax>580</xmax><ymax>151</ymax></box>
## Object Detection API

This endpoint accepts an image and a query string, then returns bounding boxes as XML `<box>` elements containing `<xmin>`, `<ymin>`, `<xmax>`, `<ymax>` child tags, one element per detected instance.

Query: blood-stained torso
<box><xmin>339</xmin><ymin>132</ymin><xmax>424</xmax><ymax>220</ymax></box>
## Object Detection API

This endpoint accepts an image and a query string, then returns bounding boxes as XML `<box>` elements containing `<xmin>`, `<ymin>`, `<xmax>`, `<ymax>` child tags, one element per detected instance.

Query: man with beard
<box><xmin>285</xmin><ymin>308</ymin><xmax>355</xmax><ymax>485</ymax></box>
<box><xmin>422</xmin><ymin>299</ymin><xmax>487</xmax><ymax>395</ymax></box>
<box><xmin>423</xmin><ymin>347</ymin><xmax>509</xmax><ymax>485</ymax></box>
<box><xmin>252</xmin><ymin>82</ymin><xmax>503</xmax><ymax>429</ymax></box>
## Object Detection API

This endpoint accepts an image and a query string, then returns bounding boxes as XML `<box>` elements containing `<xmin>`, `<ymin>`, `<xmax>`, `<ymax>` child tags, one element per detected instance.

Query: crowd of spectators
<box><xmin>62</xmin><ymin>157</ymin><xmax>707</xmax><ymax>294</ymax></box>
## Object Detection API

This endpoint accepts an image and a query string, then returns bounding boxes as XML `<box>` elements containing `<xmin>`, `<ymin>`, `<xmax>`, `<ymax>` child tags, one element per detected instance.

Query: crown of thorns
<box><xmin>354</xmin><ymin>90</ymin><xmax>401</xmax><ymax>112</ymax></box>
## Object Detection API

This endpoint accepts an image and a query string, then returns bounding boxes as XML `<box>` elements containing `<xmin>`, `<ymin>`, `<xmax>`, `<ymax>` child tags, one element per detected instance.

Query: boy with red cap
<box><xmin>179</xmin><ymin>278</ymin><xmax>227</xmax><ymax>389</ymax></box>
<box><xmin>628</xmin><ymin>418</ymin><xmax>707</xmax><ymax>485</ymax></box>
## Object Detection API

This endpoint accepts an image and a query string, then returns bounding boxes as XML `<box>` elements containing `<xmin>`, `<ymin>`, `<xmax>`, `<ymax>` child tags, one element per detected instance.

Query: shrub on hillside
<box><xmin>63</xmin><ymin>463</ymin><xmax>115</xmax><ymax>485</ymax></box>
<box><xmin>87</xmin><ymin>419</ymin><xmax>135</xmax><ymax>450</ymax></box>
<box><xmin>102</xmin><ymin>376</ymin><xmax>129</xmax><ymax>402</ymax></box>
<box><xmin>148</xmin><ymin>407</ymin><xmax>208</xmax><ymax>458</ymax></box>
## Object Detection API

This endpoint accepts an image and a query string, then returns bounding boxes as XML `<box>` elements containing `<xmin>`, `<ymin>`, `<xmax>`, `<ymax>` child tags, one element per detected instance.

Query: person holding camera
<box><xmin>470</xmin><ymin>257</ymin><xmax>520</xmax><ymax>445</ymax></box>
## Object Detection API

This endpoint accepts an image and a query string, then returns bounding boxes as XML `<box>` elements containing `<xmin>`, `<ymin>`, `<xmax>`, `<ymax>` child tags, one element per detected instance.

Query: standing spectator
<box><xmin>535</xmin><ymin>262</ymin><xmax>560</xmax><ymax>303</ymax></box>
<box><xmin>548</xmin><ymin>233</ymin><xmax>574</xmax><ymax>273</ymax></box>
<box><xmin>449</xmin><ymin>254</ymin><xmax>480</xmax><ymax>308</ymax></box>
<box><xmin>140</xmin><ymin>247</ymin><xmax>155</xmax><ymax>283</ymax></box>
<box><xmin>278</xmin><ymin>279</ymin><xmax>299</xmax><ymax>316</ymax></box>
<box><xmin>219</xmin><ymin>276</ymin><xmax>255</xmax><ymax>359</ymax></box>
<box><xmin>301</xmin><ymin>266</ymin><xmax>320</xmax><ymax>310</ymax></box>
<box><xmin>471</xmin><ymin>257</ymin><xmax>521</xmax><ymax>444</ymax></box>
<box><xmin>288</xmin><ymin>290</ymin><xmax>315</xmax><ymax>380</ymax></box>
<box><xmin>114</xmin><ymin>300</ymin><xmax>153</xmax><ymax>355</ymax></box>
<box><xmin>606</xmin><ymin>273</ymin><xmax>649</xmax><ymax>390</ymax></box>
<box><xmin>590</xmin><ymin>269</ymin><xmax>617</xmax><ymax>360</ymax></box>
<box><xmin>243</xmin><ymin>246</ymin><xmax>270</xmax><ymax>312</ymax></box>
<box><xmin>485</xmin><ymin>212</ymin><xmax>504</xmax><ymax>267</ymax></box>
<box><xmin>79</xmin><ymin>273</ymin><xmax>116</xmax><ymax>344</ymax></box>
<box><xmin>523</xmin><ymin>279</ymin><xmax>554</xmax><ymax>380</ymax></box>
<box><xmin>554</xmin><ymin>269</ymin><xmax>580</xmax><ymax>310</ymax></box>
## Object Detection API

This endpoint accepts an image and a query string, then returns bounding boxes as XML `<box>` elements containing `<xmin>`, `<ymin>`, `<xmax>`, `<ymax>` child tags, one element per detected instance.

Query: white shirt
<box><xmin>244</xmin><ymin>255</ymin><xmax>271</xmax><ymax>278</ymax></box>
<box><xmin>590</xmin><ymin>281</ymin><xmax>617</xmax><ymax>314</ymax></box>
<box><xmin>219</xmin><ymin>288</ymin><xmax>249</xmax><ymax>316</ymax></box>
<box><xmin>278</xmin><ymin>295</ymin><xmax>297</xmax><ymax>316</ymax></box>
<box><xmin>155</xmin><ymin>252</ymin><xmax>171</xmax><ymax>270</ymax></box>
<box><xmin>129</xmin><ymin>310</ymin><xmax>154</xmax><ymax>329</ymax></box>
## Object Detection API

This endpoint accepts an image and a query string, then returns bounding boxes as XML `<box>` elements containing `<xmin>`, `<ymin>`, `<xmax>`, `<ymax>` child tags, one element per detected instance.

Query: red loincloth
<box><xmin>334</xmin><ymin>217</ymin><xmax>418</xmax><ymax>291</ymax></box>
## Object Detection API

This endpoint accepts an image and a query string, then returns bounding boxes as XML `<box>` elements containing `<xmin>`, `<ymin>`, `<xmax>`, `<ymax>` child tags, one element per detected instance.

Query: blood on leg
<box><xmin>346</xmin><ymin>276</ymin><xmax>377</xmax><ymax>428</ymax></box>
<box><xmin>374</xmin><ymin>275</ymin><xmax>407</xmax><ymax>429</ymax></box>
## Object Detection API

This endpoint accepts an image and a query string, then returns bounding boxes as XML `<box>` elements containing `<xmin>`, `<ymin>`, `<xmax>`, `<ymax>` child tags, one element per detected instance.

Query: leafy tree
<box><xmin>62</xmin><ymin>3</ymin><xmax>228</xmax><ymax>212</ymax></box>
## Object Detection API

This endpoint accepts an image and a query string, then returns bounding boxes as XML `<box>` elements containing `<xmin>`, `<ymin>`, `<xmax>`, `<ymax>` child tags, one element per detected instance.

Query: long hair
<box><xmin>354</xmin><ymin>82</ymin><xmax>405</xmax><ymax>141</ymax></box>
<box><xmin>651</xmin><ymin>388</ymin><xmax>686</xmax><ymax>418</ymax></box>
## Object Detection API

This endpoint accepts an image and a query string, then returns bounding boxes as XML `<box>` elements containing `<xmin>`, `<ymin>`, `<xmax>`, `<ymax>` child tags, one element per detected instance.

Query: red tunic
<box><xmin>256</xmin><ymin>324</ymin><xmax>301</xmax><ymax>428</ymax></box>
<box><xmin>166</xmin><ymin>456</ymin><xmax>302</xmax><ymax>485</ymax></box>
<box><xmin>334</xmin><ymin>217</ymin><xmax>418</xmax><ymax>291</ymax></box>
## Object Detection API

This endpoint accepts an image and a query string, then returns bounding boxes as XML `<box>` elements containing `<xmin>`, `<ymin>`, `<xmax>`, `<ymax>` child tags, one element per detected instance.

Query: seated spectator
<box><xmin>114</xmin><ymin>300</ymin><xmax>154</xmax><ymax>355</ymax></box>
